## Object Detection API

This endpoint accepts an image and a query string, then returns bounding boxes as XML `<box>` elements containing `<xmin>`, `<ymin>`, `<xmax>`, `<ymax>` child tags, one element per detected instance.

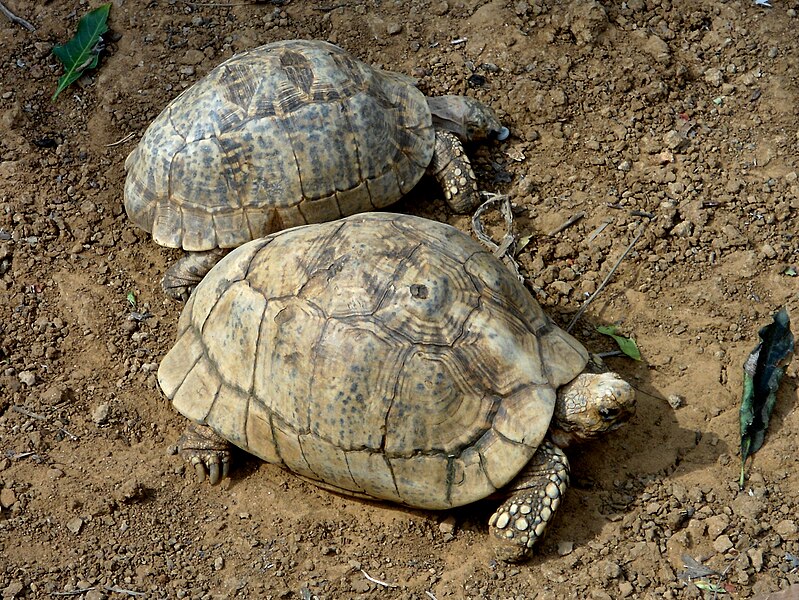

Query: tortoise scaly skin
<box><xmin>124</xmin><ymin>40</ymin><xmax>508</xmax><ymax>300</ymax></box>
<box><xmin>158</xmin><ymin>213</ymin><xmax>634</xmax><ymax>561</ymax></box>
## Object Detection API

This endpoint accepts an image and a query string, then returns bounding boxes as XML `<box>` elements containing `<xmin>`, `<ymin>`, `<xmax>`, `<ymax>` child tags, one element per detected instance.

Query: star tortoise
<box><xmin>157</xmin><ymin>212</ymin><xmax>635</xmax><ymax>561</ymax></box>
<box><xmin>124</xmin><ymin>39</ymin><xmax>508</xmax><ymax>300</ymax></box>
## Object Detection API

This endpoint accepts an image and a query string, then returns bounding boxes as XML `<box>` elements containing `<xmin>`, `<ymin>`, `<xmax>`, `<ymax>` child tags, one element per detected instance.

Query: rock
<box><xmin>667</xmin><ymin>394</ymin><xmax>684</xmax><ymax>408</ymax></box>
<box><xmin>704</xmin><ymin>68</ymin><xmax>724</xmax><ymax>87</ymax></box>
<box><xmin>214</xmin><ymin>556</ymin><xmax>225</xmax><ymax>570</ymax></box>
<box><xmin>713</xmin><ymin>534</ymin><xmax>733</xmax><ymax>553</ymax></box>
<box><xmin>557</xmin><ymin>540</ymin><xmax>574</xmax><ymax>555</ymax></box>
<box><xmin>181</xmin><ymin>49</ymin><xmax>205</xmax><ymax>65</ymax></box>
<box><xmin>66</xmin><ymin>516</ymin><xmax>84</xmax><ymax>534</ymax></box>
<box><xmin>663</xmin><ymin>130</ymin><xmax>689</xmax><ymax>152</ymax></box>
<box><xmin>0</xmin><ymin>488</ymin><xmax>16</xmax><ymax>508</ymax></box>
<box><xmin>438</xmin><ymin>515</ymin><xmax>456</xmax><ymax>534</ymax></box>
<box><xmin>2</xmin><ymin>581</ymin><xmax>24</xmax><ymax>598</ymax></box>
<box><xmin>92</xmin><ymin>402</ymin><xmax>110</xmax><ymax>425</ymax></box>
<box><xmin>774</xmin><ymin>519</ymin><xmax>798</xmax><ymax>540</ymax></box>
<box><xmin>705</xmin><ymin>514</ymin><xmax>729</xmax><ymax>538</ymax></box>
<box><xmin>386</xmin><ymin>23</ymin><xmax>402</xmax><ymax>35</ymax></box>
<box><xmin>18</xmin><ymin>371</ymin><xmax>36</xmax><ymax>386</ymax></box>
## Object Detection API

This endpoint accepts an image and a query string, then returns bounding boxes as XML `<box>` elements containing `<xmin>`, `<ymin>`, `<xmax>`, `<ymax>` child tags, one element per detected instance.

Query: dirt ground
<box><xmin>1</xmin><ymin>0</ymin><xmax>798</xmax><ymax>598</ymax></box>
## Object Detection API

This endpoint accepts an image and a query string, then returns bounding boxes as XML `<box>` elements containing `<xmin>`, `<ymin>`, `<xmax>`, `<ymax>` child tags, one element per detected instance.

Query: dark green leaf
<box><xmin>596</xmin><ymin>325</ymin><xmax>642</xmax><ymax>361</ymax></box>
<box><xmin>52</xmin><ymin>4</ymin><xmax>111</xmax><ymax>100</ymax></box>
<box><xmin>739</xmin><ymin>307</ymin><xmax>794</xmax><ymax>488</ymax></box>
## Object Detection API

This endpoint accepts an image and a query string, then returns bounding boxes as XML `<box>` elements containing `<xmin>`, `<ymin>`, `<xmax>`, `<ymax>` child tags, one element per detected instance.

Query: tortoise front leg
<box><xmin>178</xmin><ymin>423</ymin><xmax>232</xmax><ymax>485</ymax></box>
<box><xmin>162</xmin><ymin>248</ymin><xmax>229</xmax><ymax>301</ymax></box>
<box><xmin>489</xmin><ymin>439</ymin><xmax>570</xmax><ymax>562</ymax></box>
<box><xmin>427</xmin><ymin>130</ymin><xmax>481</xmax><ymax>213</ymax></box>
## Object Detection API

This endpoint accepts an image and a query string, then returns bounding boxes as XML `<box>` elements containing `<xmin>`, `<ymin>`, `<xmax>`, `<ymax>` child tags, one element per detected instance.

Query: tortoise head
<box><xmin>427</xmin><ymin>95</ymin><xmax>510</xmax><ymax>142</ymax></box>
<box><xmin>549</xmin><ymin>372</ymin><xmax>636</xmax><ymax>447</ymax></box>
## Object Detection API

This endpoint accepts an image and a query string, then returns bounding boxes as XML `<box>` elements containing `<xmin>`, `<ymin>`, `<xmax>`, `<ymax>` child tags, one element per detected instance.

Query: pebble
<box><xmin>66</xmin><ymin>517</ymin><xmax>84</xmax><ymax>534</ymax></box>
<box><xmin>18</xmin><ymin>370</ymin><xmax>36</xmax><ymax>386</ymax></box>
<box><xmin>92</xmin><ymin>402</ymin><xmax>110</xmax><ymax>425</ymax></box>
<box><xmin>2</xmin><ymin>581</ymin><xmax>23</xmax><ymax>598</ymax></box>
<box><xmin>774</xmin><ymin>519</ymin><xmax>798</xmax><ymax>539</ymax></box>
<box><xmin>438</xmin><ymin>515</ymin><xmax>456</xmax><ymax>534</ymax></box>
<box><xmin>214</xmin><ymin>556</ymin><xmax>225</xmax><ymax>570</ymax></box>
<box><xmin>667</xmin><ymin>394</ymin><xmax>683</xmax><ymax>409</ymax></box>
<box><xmin>557</xmin><ymin>540</ymin><xmax>574</xmax><ymax>556</ymax></box>
<box><xmin>713</xmin><ymin>534</ymin><xmax>734</xmax><ymax>553</ymax></box>
<box><xmin>0</xmin><ymin>488</ymin><xmax>16</xmax><ymax>508</ymax></box>
<box><xmin>386</xmin><ymin>23</ymin><xmax>402</xmax><ymax>35</ymax></box>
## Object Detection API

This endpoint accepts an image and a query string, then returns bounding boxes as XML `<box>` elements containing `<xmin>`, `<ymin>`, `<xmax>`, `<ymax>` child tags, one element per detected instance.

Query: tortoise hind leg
<box><xmin>427</xmin><ymin>130</ymin><xmax>481</xmax><ymax>213</ymax></box>
<box><xmin>162</xmin><ymin>248</ymin><xmax>229</xmax><ymax>301</ymax></box>
<box><xmin>489</xmin><ymin>439</ymin><xmax>570</xmax><ymax>562</ymax></box>
<box><xmin>178</xmin><ymin>423</ymin><xmax>232</xmax><ymax>485</ymax></box>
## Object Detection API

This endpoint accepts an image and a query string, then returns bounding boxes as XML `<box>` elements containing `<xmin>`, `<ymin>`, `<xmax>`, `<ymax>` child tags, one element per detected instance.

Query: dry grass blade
<box><xmin>471</xmin><ymin>193</ymin><xmax>523</xmax><ymax>282</ymax></box>
<box><xmin>360</xmin><ymin>569</ymin><xmax>398</xmax><ymax>588</ymax></box>
<box><xmin>0</xmin><ymin>0</ymin><xmax>35</xmax><ymax>30</ymax></box>
<box><xmin>566</xmin><ymin>226</ymin><xmax>644</xmax><ymax>333</ymax></box>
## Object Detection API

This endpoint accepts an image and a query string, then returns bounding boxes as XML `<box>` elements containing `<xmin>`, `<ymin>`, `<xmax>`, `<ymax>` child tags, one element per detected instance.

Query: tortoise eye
<box><xmin>599</xmin><ymin>407</ymin><xmax>620</xmax><ymax>421</ymax></box>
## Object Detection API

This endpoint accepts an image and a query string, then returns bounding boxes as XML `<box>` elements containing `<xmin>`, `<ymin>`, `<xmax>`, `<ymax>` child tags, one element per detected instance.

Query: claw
<box><xmin>194</xmin><ymin>461</ymin><xmax>207</xmax><ymax>483</ymax></box>
<box><xmin>208</xmin><ymin>462</ymin><xmax>221</xmax><ymax>485</ymax></box>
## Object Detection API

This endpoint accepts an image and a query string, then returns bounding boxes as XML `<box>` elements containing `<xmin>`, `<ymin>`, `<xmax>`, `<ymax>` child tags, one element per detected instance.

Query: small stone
<box><xmin>557</xmin><ymin>540</ymin><xmax>574</xmax><ymax>555</ymax></box>
<box><xmin>617</xmin><ymin>160</ymin><xmax>631</xmax><ymax>172</ymax></box>
<box><xmin>214</xmin><ymin>556</ymin><xmax>224</xmax><ymax>570</ymax></box>
<box><xmin>670</xmin><ymin>222</ymin><xmax>693</xmax><ymax>238</ymax></box>
<box><xmin>713</xmin><ymin>534</ymin><xmax>734</xmax><ymax>553</ymax></box>
<box><xmin>2</xmin><ymin>581</ymin><xmax>24</xmax><ymax>598</ymax></box>
<box><xmin>387</xmin><ymin>23</ymin><xmax>403</xmax><ymax>35</ymax></box>
<box><xmin>181</xmin><ymin>49</ymin><xmax>205</xmax><ymax>65</ymax></box>
<box><xmin>704</xmin><ymin>67</ymin><xmax>724</xmax><ymax>87</ymax></box>
<box><xmin>618</xmin><ymin>581</ymin><xmax>634</xmax><ymax>597</ymax></box>
<box><xmin>706</xmin><ymin>514</ymin><xmax>730</xmax><ymax>537</ymax></box>
<box><xmin>667</xmin><ymin>394</ymin><xmax>684</xmax><ymax>408</ymax></box>
<box><xmin>761</xmin><ymin>243</ymin><xmax>777</xmax><ymax>259</ymax></box>
<box><xmin>18</xmin><ymin>370</ymin><xmax>36</xmax><ymax>386</ymax></box>
<box><xmin>663</xmin><ymin>130</ymin><xmax>689</xmax><ymax>152</ymax></box>
<box><xmin>92</xmin><ymin>402</ymin><xmax>110</xmax><ymax>425</ymax></box>
<box><xmin>0</xmin><ymin>488</ymin><xmax>16</xmax><ymax>508</ymax></box>
<box><xmin>431</xmin><ymin>1</ymin><xmax>449</xmax><ymax>15</ymax></box>
<box><xmin>775</xmin><ymin>519</ymin><xmax>798</xmax><ymax>539</ymax></box>
<box><xmin>66</xmin><ymin>516</ymin><xmax>84</xmax><ymax>534</ymax></box>
<box><xmin>438</xmin><ymin>515</ymin><xmax>456</xmax><ymax>534</ymax></box>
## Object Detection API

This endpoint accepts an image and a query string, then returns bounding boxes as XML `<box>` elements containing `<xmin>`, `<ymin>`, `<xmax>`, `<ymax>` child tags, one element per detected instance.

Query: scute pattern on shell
<box><xmin>158</xmin><ymin>213</ymin><xmax>589</xmax><ymax>509</ymax></box>
<box><xmin>124</xmin><ymin>40</ymin><xmax>434</xmax><ymax>252</ymax></box>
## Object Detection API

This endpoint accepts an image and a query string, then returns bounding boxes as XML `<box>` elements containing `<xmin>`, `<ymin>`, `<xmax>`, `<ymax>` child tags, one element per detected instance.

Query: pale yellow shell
<box><xmin>158</xmin><ymin>213</ymin><xmax>589</xmax><ymax>509</ymax></box>
<box><xmin>124</xmin><ymin>40</ymin><xmax>433</xmax><ymax>252</ymax></box>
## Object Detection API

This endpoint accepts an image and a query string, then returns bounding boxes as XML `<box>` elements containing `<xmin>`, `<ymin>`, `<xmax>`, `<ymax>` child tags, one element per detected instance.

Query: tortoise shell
<box><xmin>157</xmin><ymin>213</ymin><xmax>589</xmax><ymax>509</ymax></box>
<box><xmin>124</xmin><ymin>40</ymin><xmax>433</xmax><ymax>252</ymax></box>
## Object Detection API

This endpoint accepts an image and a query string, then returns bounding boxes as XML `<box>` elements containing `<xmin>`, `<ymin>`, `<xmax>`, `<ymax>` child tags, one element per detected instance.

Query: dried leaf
<box><xmin>596</xmin><ymin>325</ymin><xmax>642</xmax><ymax>361</ymax></box>
<box><xmin>52</xmin><ymin>4</ymin><xmax>111</xmax><ymax>100</ymax></box>
<box><xmin>695</xmin><ymin>580</ymin><xmax>727</xmax><ymax>594</ymax></box>
<box><xmin>739</xmin><ymin>307</ymin><xmax>794</xmax><ymax>488</ymax></box>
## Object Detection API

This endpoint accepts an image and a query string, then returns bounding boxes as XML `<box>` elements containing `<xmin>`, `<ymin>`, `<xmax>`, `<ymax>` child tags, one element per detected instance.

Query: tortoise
<box><xmin>124</xmin><ymin>39</ymin><xmax>509</xmax><ymax>300</ymax></box>
<box><xmin>157</xmin><ymin>212</ymin><xmax>635</xmax><ymax>561</ymax></box>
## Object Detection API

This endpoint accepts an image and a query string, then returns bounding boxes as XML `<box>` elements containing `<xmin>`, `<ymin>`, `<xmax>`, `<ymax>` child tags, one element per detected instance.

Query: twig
<box><xmin>586</xmin><ymin>218</ymin><xmax>612</xmax><ymax>243</ymax></box>
<box><xmin>360</xmin><ymin>569</ymin><xmax>397</xmax><ymax>588</ymax></box>
<box><xmin>12</xmin><ymin>404</ymin><xmax>79</xmax><ymax>440</ymax></box>
<box><xmin>471</xmin><ymin>193</ymin><xmax>524</xmax><ymax>282</ymax></box>
<box><xmin>0</xmin><ymin>0</ymin><xmax>35</xmax><ymax>31</ymax></box>
<box><xmin>548</xmin><ymin>211</ymin><xmax>586</xmax><ymax>236</ymax></box>
<box><xmin>51</xmin><ymin>590</ymin><xmax>93</xmax><ymax>597</ymax></box>
<box><xmin>104</xmin><ymin>586</ymin><xmax>146</xmax><ymax>596</ymax></box>
<box><xmin>450</xmin><ymin>37</ymin><xmax>468</xmax><ymax>45</ymax></box>
<box><xmin>105</xmin><ymin>132</ymin><xmax>136</xmax><ymax>147</ymax></box>
<box><xmin>426</xmin><ymin>592</ymin><xmax>439</xmax><ymax>600</ymax></box>
<box><xmin>12</xmin><ymin>405</ymin><xmax>46</xmax><ymax>420</ymax></box>
<box><xmin>566</xmin><ymin>227</ymin><xmax>644</xmax><ymax>333</ymax></box>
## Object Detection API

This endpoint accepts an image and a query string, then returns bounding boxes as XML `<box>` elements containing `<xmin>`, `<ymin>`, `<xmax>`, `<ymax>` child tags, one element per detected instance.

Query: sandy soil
<box><xmin>1</xmin><ymin>0</ymin><xmax>798</xmax><ymax>598</ymax></box>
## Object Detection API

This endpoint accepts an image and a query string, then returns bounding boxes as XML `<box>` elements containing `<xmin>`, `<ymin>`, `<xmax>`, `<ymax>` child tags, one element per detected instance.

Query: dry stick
<box><xmin>471</xmin><ymin>193</ymin><xmax>524</xmax><ymax>282</ymax></box>
<box><xmin>0</xmin><ymin>0</ymin><xmax>34</xmax><ymax>31</ymax></box>
<box><xmin>360</xmin><ymin>569</ymin><xmax>397</xmax><ymax>588</ymax></box>
<box><xmin>105</xmin><ymin>132</ymin><xmax>136</xmax><ymax>147</ymax></box>
<box><xmin>12</xmin><ymin>404</ymin><xmax>79</xmax><ymax>440</ymax></box>
<box><xmin>104</xmin><ymin>586</ymin><xmax>146</xmax><ymax>597</ymax></box>
<box><xmin>566</xmin><ymin>227</ymin><xmax>644</xmax><ymax>334</ymax></box>
<box><xmin>425</xmin><ymin>592</ymin><xmax>439</xmax><ymax>600</ymax></box>
<box><xmin>548</xmin><ymin>211</ymin><xmax>586</xmax><ymax>236</ymax></box>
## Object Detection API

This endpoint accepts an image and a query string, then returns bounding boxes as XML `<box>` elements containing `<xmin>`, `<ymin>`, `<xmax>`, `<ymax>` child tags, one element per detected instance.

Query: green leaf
<box><xmin>695</xmin><ymin>580</ymin><xmax>727</xmax><ymax>594</ymax></box>
<box><xmin>52</xmin><ymin>4</ymin><xmax>111</xmax><ymax>100</ymax></box>
<box><xmin>739</xmin><ymin>307</ymin><xmax>794</xmax><ymax>489</ymax></box>
<box><xmin>596</xmin><ymin>325</ymin><xmax>642</xmax><ymax>361</ymax></box>
<box><xmin>126</xmin><ymin>291</ymin><xmax>137</xmax><ymax>309</ymax></box>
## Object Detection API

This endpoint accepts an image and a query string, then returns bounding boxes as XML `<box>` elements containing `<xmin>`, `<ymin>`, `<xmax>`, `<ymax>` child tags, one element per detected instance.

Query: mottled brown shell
<box><xmin>124</xmin><ymin>40</ymin><xmax>433</xmax><ymax>252</ymax></box>
<box><xmin>158</xmin><ymin>213</ymin><xmax>589</xmax><ymax>509</ymax></box>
